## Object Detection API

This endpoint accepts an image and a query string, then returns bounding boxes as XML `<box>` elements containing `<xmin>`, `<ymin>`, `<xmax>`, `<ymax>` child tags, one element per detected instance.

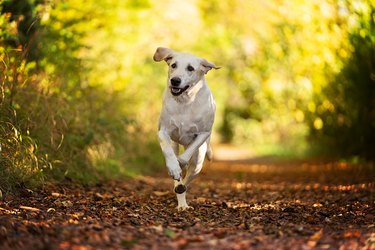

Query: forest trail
<box><xmin>0</xmin><ymin>150</ymin><xmax>374</xmax><ymax>250</ymax></box>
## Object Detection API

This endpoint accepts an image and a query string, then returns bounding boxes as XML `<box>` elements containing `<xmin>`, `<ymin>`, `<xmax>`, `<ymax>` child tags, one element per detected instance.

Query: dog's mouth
<box><xmin>170</xmin><ymin>85</ymin><xmax>190</xmax><ymax>96</ymax></box>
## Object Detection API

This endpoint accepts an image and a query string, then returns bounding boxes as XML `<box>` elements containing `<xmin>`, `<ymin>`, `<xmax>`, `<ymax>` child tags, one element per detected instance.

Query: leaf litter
<box><xmin>0</xmin><ymin>159</ymin><xmax>374</xmax><ymax>249</ymax></box>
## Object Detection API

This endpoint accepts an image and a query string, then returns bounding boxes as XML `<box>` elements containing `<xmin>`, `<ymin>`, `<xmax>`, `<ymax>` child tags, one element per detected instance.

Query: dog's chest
<box><xmin>169</xmin><ymin>115</ymin><xmax>199</xmax><ymax>145</ymax></box>
<box><xmin>160</xmin><ymin>87</ymin><xmax>215</xmax><ymax>146</ymax></box>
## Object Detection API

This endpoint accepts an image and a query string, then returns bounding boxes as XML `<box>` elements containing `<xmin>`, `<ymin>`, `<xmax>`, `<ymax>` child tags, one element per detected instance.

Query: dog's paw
<box><xmin>168</xmin><ymin>167</ymin><xmax>182</xmax><ymax>180</ymax></box>
<box><xmin>177</xmin><ymin>204</ymin><xmax>194</xmax><ymax>211</ymax></box>
<box><xmin>174</xmin><ymin>184</ymin><xmax>187</xmax><ymax>194</ymax></box>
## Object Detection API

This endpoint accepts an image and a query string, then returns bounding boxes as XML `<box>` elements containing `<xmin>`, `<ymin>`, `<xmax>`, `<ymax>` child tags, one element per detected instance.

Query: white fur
<box><xmin>154</xmin><ymin>47</ymin><xmax>219</xmax><ymax>210</ymax></box>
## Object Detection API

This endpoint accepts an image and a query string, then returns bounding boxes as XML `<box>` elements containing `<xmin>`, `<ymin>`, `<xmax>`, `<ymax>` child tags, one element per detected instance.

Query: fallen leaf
<box><xmin>151</xmin><ymin>225</ymin><xmax>163</xmax><ymax>233</ymax></box>
<box><xmin>307</xmin><ymin>229</ymin><xmax>323</xmax><ymax>247</ymax></box>
<box><xmin>344</xmin><ymin>230</ymin><xmax>361</xmax><ymax>238</ymax></box>
<box><xmin>196</xmin><ymin>197</ymin><xmax>207</xmax><ymax>203</ymax></box>
<box><xmin>94</xmin><ymin>192</ymin><xmax>104</xmax><ymax>200</ymax></box>
<box><xmin>121</xmin><ymin>239</ymin><xmax>138</xmax><ymax>248</ymax></box>
<box><xmin>51</xmin><ymin>192</ymin><xmax>61</xmax><ymax>197</ymax></box>
<box><xmin>61</xmin><ymin>200</ymin><xmax>73</xmax><ymax>207</ymax></box>
<box><xmin>19</xmin><ymin>206</ymin><xmax>40</xmax><ymax>212</ymax></box>
<box><xmin>153</xmin><ymin>191</ymin><xmax>169</xmax><ymax>196</ymax></box>
<box><xmin>310</xmin><ymin>229</ymin><xmax>323</xmax><ymax>241</ymax></box>
<box><xmin>164</xmin><ymin>228</ymin><xmax>176</xmax><ymax>238</ymax></box>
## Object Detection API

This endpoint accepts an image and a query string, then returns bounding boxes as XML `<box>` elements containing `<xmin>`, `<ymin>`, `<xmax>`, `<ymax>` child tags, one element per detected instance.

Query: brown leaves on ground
<box><xmin>0</xmin><ymin>159</ymin><xmax>374</xmax><ymax>249</ymax></box>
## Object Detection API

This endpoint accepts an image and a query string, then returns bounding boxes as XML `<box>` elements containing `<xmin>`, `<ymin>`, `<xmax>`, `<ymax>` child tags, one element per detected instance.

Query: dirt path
<box><xmin>0</xmin><ymin>158</ymin><xmax>374</xmax><ymax>249</ymax></box>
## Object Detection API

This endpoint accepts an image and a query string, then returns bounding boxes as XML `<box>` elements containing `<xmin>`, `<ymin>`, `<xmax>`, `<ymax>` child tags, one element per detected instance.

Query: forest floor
<box><xmin>0</xmin><ymin>149</ymin><xmax>374</xmax><ymax>249</ymax></box>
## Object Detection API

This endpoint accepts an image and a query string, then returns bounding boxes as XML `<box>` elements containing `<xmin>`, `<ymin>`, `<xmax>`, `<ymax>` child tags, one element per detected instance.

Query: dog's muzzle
<box><xmin>170</xmin><ymin>85</ymin><xmax>189</xmax><ymax>96</ymax></box>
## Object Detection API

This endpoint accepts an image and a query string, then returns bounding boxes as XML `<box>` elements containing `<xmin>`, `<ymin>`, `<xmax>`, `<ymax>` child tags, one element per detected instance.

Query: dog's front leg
<box><xmin>174</xmin><ymin>179</ymin><xmax>192</xmax><ymax>210</ymax></box>
<box><xmin>158</xmin><ymin>129</ymin><xmax>181</xmax><ymax>180</ymax></box>
<box><xmin>178</xmin><ymin>131</ymin><xmax>211</xmax><ymax>167</ymax></box>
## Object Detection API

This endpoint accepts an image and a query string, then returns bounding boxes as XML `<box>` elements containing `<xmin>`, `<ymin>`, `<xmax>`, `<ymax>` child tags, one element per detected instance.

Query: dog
<box><xmin>153</xmin><ymin>47</ymin><xmax>220</xmax><ymax>210</ymax></box>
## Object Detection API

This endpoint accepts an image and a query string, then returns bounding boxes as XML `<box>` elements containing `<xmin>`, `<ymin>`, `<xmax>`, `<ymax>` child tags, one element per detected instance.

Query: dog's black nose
<box><xmin>170</xmin><ymin>77</ymin><xmax>181</xmax><ymax>87</ymax></box>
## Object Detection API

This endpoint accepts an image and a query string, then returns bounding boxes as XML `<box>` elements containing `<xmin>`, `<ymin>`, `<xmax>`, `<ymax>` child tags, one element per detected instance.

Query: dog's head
<box><xmin>153</xmin><ymin>47</ymin><xmax>220</xmax><ymax>97</ymax></box>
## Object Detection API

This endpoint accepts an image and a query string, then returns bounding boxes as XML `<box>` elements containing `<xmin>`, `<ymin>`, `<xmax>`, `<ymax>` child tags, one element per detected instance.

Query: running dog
<box><xmin>153</xmin><ymin>47</ymin><xmax>220</xmax><ymax>210</ymax></box>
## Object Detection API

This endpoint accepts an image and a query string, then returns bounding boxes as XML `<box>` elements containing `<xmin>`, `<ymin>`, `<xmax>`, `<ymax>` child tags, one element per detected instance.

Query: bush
<box><xmin>0</xmin><ymin>1</ymin><xmax>164</xmax><ymax>192</ymax></box>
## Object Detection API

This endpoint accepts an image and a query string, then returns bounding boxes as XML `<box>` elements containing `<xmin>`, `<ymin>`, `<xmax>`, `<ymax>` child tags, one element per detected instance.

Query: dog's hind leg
<box><xmin>205</xmin><ymin>137</ymin><xmax>213</xmax><ymax>161</ymax></box>
<box><xmin>183</xmin><ymin>142</ymin><xmax>207</xmax><ymax>187</ymax></box>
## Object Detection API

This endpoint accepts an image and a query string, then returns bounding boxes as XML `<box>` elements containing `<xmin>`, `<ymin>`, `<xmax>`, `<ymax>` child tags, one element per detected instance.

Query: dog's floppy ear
<box><xmin>153</xmin><ymin>47</ymin><xmax>174</xmax><ymax>63</ymax></box>
<box><xmin>200</xmin><ymin>58</ymin><xmax>221</xmax><ymax>74</ymax></box>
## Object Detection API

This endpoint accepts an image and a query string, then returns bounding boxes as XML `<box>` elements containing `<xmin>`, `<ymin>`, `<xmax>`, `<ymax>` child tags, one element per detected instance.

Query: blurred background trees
<box><xmin>1</xmin><ymin>0</ymin><xmax>374</xmax><ymax>190</ymax></box>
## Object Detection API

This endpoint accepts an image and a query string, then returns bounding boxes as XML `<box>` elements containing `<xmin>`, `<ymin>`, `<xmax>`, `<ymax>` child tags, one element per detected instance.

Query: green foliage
<box><xmin>307</xmin><ymin>1</ymin><xmax>375</xmax><ymax>158</ymax></box>
<box><xmin>196</xmin><ymin>0</ymin><xmax>374</xmax><ymax>159</ymax></box>
<box><xmin>1</xmin><ymin>0</ymin><xmax>40</xmax><ymax>59</ymax></box>
<box><xmin>0</xmin><ymin>0</ymin><xmax>374</xmax><ymax>191</ymax></box>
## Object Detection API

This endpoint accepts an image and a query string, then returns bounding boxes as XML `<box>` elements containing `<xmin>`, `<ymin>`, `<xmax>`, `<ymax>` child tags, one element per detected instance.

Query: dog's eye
<box><xmin>187</xmin><ymin>65</ymin><xmax>195</xmax><ymax>72</ymax></box>
<box><xmin>171</xmin><ymin>63</ymin><xmax>177</xmax><ymax>69</ymax></box>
